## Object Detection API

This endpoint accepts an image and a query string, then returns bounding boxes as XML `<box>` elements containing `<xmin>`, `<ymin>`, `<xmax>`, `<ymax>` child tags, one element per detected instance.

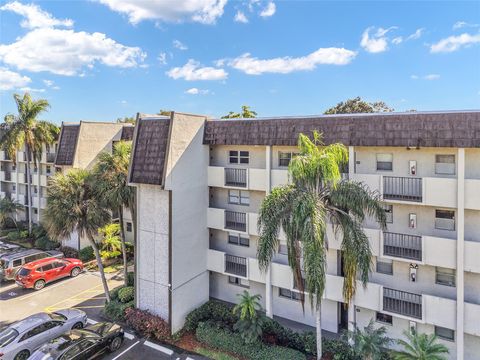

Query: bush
<box><xmin>184</xmin><ymin>300</ymin><xmax>237</xmax><ymax>332</ymax></box>
<box><xmin>35</xmin><ymin>236</ymin><xmax>58</xmax><ymax>251</ymax></box>
<box><xmin>7</xmin><ymin>230</ymin><xmax>29</xmax><ymax>242</ymax></box>
<box><xmin>124</xmin><ymin>308</ymin><xmax>170</xmax><ymax>340</ymax></box>
<box><xmin>118</xmin><ymin>286</ymin><xmax>134</xmax><ymax>303</ymax></box>
<box><xmin>196</xmin><ymin>321</ymin><xmax>305</xmax><ymax>360</ymax></box>
<box><xmin>110</xmin><ymin>286</ymin><xmax>125</xmax><ymax>301</ymax></box>
<box><xmin>58</xmin><ymin>246</ymin><xmax>79</xmax><ymax>259</ymax></box>
<box><xmin>323</xmin><ymin>338</ymin><xmax>357</xmax><ymax>360</ymax></box>
<box><xmin>261</xmin><ymin>317</ymin><xmax>313</xmax><ymax>355</ymax></box>
<box><xmin>104</xmin><ymin>299</ymin><xmax>134</xmax><ymax>321</ymax></box>
<box><xmin>127</xmin><ymin>272</ymin><xmax>134</xmax><ymax>286</ymax></box>
<box><xmin>79</xmin><ymin>246</ymin><xmax>95</xmax><ymax>262</ymax></box>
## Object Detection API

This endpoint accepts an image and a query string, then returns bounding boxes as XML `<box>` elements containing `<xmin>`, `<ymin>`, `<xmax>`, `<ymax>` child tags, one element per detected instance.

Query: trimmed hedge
<box><xmin>184</xmin><ymin>300</ymin><xmax>236</xmax><ymax>332</ymax></box>
<box><xmin>196</xmin><ymin>321</ymin><xmax>306</xmax><ymax>360</ymax></box>
<box><xmin>79</xmin><ymin>246</ymin><xmax>95</xmax><ymax>262</ymax></box>
<box><xmin>118</xmin><ymin>286</ymin><xmax>134</xmax><ymax>303</ymax></box>
<box><xmin>104</xmin><ymin>299</ymin><xmax>134</xmax><ymax>321</ymax></box>
<box><xmin>35</xmin><ymin>236</ymin><xmax>57</xmax><ymax>251</ymax></box>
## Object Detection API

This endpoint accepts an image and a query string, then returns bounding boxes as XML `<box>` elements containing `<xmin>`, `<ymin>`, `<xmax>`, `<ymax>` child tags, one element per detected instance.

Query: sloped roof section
<box><xmin>129</xmin><ymin>117</ymin><xmax>171</xmax><ymax>185</ymax></box>
<box><xmin>55</xmin><ymin>124</ymin><xmax>80</xmax><ymax>165</ymax></box>
<box><xmin>203</xmin><ymin>111</ymin><xmax>480</xmax><ymax>148</ymax></box>
<box><xmin>121</xmin><ymin>125</ymin><xmax>135</xmax><ymax>141</ymax></box>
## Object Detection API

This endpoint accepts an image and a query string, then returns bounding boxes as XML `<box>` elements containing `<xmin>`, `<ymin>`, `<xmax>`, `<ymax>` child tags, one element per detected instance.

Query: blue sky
<box><xmin>0</xmin><ymin>0</ymin><xmax>479</xmax><ymax>124</ymax></box>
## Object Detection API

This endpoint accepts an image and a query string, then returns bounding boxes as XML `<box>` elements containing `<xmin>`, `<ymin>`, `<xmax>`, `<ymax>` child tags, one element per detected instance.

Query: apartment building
<box><xmin>130</xmin><ymin>110</ymin><xmax>480</xmax><ymax>360</ymax></box>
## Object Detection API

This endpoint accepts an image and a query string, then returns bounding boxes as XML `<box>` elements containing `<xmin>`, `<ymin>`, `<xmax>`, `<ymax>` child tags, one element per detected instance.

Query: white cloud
<box><xmin>453</xmin><ymin>21</ymin><xmax>479</xmax><ymax>30</ymax></box>
<box><xmin>234</xmin><ymin>11</ymin><xmax>248</xmax><ymax>23</ymax></box>
<box><xmin>360</xmin><ymin>26</ymin><xmax>397</xmax><ymax>53</ymax></box>
<box><xmin>411</xmin><ymin>74</ymin><xmax>440</xmax><ymax>80</ymax></box>
<box><xmin>407</xmin><ymin>28</ymin><xmax>424</xmax><ymax>40</ymax></box>
<box><xmin>0</xmin><ymin>1</ymin><xmax>73</xmax><ymax>29</ymax></box>
<box><xmin>173</xmin><ymin>39</ymin><xmax>188</xmax><ymax>50</ymax></box>
<box><xmin>97</xmin><ymin>0</ymin><xmax>227</xmax><ymax>25</ymax></box>
<box><xmin>158</xmin><ymin>52</ymin><xmax>167</xmax><ymax>65</ymax></box>
<box><xmin>185</xmin><ymin>87</ymin><xmax>209</xmax><ymax>94</ymax></box>
<box><xmin>227</xmin><ymin>47</ymin><xmax>356</xmax><ymax>75</ymax></box>
<box><xmin>166</xmin><ymin>59</ymin><xmax>227</xmax><ymax>80</ymax></box>
<box><xmin>410</xmin><ymin>75</ymin><xmax>419</xmax><ymax>80</ymax></box>
<box><xmin>430</xmin><ymin>33</ymin><xmax>480</xmax><ymax>53</ymax></box>
<box><xmin>19</xmin><ymin>87</ymin><xmax>45</xmax><ymax>93</ymax></box>
<box><xmin>0</xmin><ymin>68</ymin><xmax>31</xmax><ymax>90</ymax></box>
<box><xmin>0</xmin><ymin>28</ymin><xmax>146</xmax><ymax>76</ymax></box>
<box><xmin>259</xmin><ymin>1</ymin><xmax>276</xmax><ymax>17</ymax></box>
<box><xmin>392</xmin><ymin>36</ymin><xmax>403</xmax><ymax>45</ymax></box>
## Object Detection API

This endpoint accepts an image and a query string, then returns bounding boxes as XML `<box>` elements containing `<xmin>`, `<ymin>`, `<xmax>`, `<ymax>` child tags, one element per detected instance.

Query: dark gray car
<box><xmin>0</xmin><ymin>249</ymin><xmax>64</xmax><ymax>282</ymax></box>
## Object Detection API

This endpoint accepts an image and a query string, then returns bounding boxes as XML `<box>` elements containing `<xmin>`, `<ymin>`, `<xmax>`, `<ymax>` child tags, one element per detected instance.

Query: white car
<box><xmin>0</xmin><ymin>309</ymin><xmax>87</xmax><ymax>360</ymax></box>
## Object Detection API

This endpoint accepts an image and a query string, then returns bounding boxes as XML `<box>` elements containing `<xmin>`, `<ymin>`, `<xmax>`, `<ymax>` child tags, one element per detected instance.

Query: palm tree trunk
<box><xmin>118</xmin><ymin>206</ymin><xmax>128</xmax><ymax>286</ymax></box>
<box><xmin>24</xmin><ymin>143</ymin><xmax>33</xmax><ymax>235</ymax></box>
<box><xmin>88</xmin><ymin>233</ymin><xmax>111</xmax><ymax>302</ymax></box>
<box><xmin>316</xmin><ymin>304</ymin><xmax>322</xmax><ymax>360</ymax></box>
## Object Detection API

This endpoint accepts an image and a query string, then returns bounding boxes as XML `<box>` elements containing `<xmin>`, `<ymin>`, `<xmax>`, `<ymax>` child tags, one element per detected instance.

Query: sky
<box><xmin>0</xmin><ymin>0</ymin><xmax>479</xmax><ymax>124</ymax></box>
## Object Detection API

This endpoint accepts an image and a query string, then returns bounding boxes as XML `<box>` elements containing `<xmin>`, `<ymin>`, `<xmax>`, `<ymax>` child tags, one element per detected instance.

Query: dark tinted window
<box><xmin>41</xmin><ymin>263</ymin><xmax>54</xmax><ymax>271</ymax></box>
<box><xmin>20</xmin><ymin>323</ymin><xmax>50</xmax><ymax>341</ymax></box>
<box><xmin>18</xmin><ymin>268</ymin><xmax>31</xmax><ymax>276</ymax></box>
<box><xmin>12</xmin><ymin>259</ymin><xmax>22</xmax><ymax>267</ymax></box>
<box><xmin>376</xmin><ymin>312</ymin><xmax>393</xmax><ymax>325</ymax></box>
<box><xmin>25</xmin><ymin>255</ymin><xmax>37</xmax><ymax>263</ymax></box>
<box><xmin>61</xmin><ymin>343</ymin><xmax>82</xmax><ymax>359</ymax></box>
<box><xmin>0</xmin><ymin>328</ymin><xmax>19</xmax><ymax>347</ymax></box>
<box><xmin>52</xmin><ymin>261</ymin><xmax>65</xmax><ymax>269</ymax></box>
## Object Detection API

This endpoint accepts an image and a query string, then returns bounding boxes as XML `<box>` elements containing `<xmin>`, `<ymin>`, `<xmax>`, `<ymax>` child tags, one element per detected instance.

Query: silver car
<box><xmin>0</xmin><ymin>309</ymin><xmax>87</xmax><ymax>360</ymax></box>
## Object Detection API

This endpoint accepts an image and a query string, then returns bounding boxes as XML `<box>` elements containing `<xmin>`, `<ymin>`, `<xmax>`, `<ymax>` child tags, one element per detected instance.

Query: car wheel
<box><xmin>72</xmin><ymin>322</ymin><xmax>83</xmax><ymax>329</ymax></box>
<box><xmin>109</xmin><ymin>336</ymin><xmax>123</xmax><ymax>352</ymax></box>
<box><xmin>70</xmin><ymin>267</ymin><xmax>81</xmax><ymax>277</ymax></box>
<box><xmin>14</xmin><ymin>350</ymin><xmax>30</xmax><ymax>360</ymax></box>
<box><xmin>34</xmin><ymin>279</ymin><xmax>45</xmax><ymax>290</ymax></box>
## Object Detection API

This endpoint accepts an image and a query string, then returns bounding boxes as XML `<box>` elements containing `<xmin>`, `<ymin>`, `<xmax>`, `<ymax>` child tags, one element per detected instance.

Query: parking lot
<box><xmin>0</xmin><ymin>270</ymin><xmax>205</xmax><ymax>359</ymax></box>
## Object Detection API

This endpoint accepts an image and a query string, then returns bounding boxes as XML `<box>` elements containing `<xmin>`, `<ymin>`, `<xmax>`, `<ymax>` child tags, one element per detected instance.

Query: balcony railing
<box><xmin>225</xmin><ymin>168</ymin><xmax>247</xmax><ymax>187</ymax></box>
<box><xmin>383</xmin><ymin>288</ymin><xmax>422</xmax><ymax>319</ymax></box>
<box><xmin>225</xmin><ymin>254</ymin><xmax>247</xmax><ymax>277</ymax></box>
<box><xmin>384</xmin><ymin>232</ymin><xmax>422</xmax><ymax>261</ymax></box>
<box><xmin>225</xmin><ymin>210</ymin><xmax>247</xmax><ymax>232</ymax></box>
<box><xmin>4</xmin><ymin>172</ymin><xmax>11</xmax><ymax>181</ymax></box>
<box><xmin>383</xmin><ymin>176</ymin><xmax>422</xmax><ymax>202</ymax></box>
<box><xmin>46</xmin><ymin>153</ymin><xmax>56</xmax><ymax>163</ymax></box>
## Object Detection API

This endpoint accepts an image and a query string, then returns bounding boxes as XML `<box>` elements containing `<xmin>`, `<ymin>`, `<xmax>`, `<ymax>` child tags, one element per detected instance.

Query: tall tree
<box><xmin>0</xmin><ymin>197</ymin><xmax>24</xmax><ymax>229</ymax></box>
<box><xmin>44</xmin><ymin>169</ymin><xmax>112</xmax><ymax>301</ymax></box>
<box><xmin>257</xmin><ymin>132</ymin><xmax>386</xmax><ymax>358</ymax></box>
<box><xmin>393</xmin><ymin>330</ymin><xmax>449</xmax><ymax>360</ymax></box>
<box><xmin>344</xmin><ymin>319</ymin><xmax>392</xmax><ymax>360</ymax></box>
<box><xmin>324</xmin><ymin>97</ymin><xmax>394</xmax><ymax>114</ymax></box>
<box><xmin>0</xmin><ymin>93</ymin><xmax>59</xmax><ymax>234</ymax></box>
<box><xmin>93</xmin><ymin>141</ymin><xmax>134</xmax><ymax>286</ymax></box>
<box><xmin>221</xmin><ymin>105</ymin><xmax>257</xmax><ymax>119</ymax></box>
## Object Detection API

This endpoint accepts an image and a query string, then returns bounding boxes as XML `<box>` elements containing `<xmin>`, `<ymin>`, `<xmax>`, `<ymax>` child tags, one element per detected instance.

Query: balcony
<box><xmin>4</xmin><ymin>172</ymin><xmax>12</xmax><ymax>181</ymax></box>
<box><xmin>225</xmin><ymin>210</ymin><xmax>247</xmax><ymax>232</ymax></box>
<box><xmin>208</xmin><ymin>166</ymin><xmax>265</xmax><ymax>191</ymax></box>
<box><xmin>225</xmin><ymin>168</ymin><xmax>247</xmax><ymax>187</ymax></box>
<box><xmin>383</xmin><ymin>176</ymin><xmax>422</xmax><ymax>202</ymax></box>
<box><xmin>383</xmin><ymin>232</ymin><xmax>422</xmax><ymax>261</ymax></box>
<box><xmin>383</xmin><ymin>288</ymin><xmax>422</xmax><ymax>319</ymax></box>
<box><xmin>225</xmin><ymin>254</ymin><xmax>248</xmax><ymax>277</ymax></box>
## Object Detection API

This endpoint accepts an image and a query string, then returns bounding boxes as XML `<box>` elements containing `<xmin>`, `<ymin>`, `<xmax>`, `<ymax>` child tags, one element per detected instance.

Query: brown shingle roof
<box><xmin>129</xmin><ymin>117</ymin><xmax>171</xmax><ymax>185</ymax></box>
<box><xmin>203</xmin><ymin>111</ymin><xmax>480</xmax><ymax>148</ymax></box>
<box><xmin>55</xmin><ymin>124</ymin><xmax>80</xmax><ymax>165</ymax></box>
<box><xmin>121</xmin><ymin>126</ymin><xmax>134</xmax><ymax>141</ymax></box>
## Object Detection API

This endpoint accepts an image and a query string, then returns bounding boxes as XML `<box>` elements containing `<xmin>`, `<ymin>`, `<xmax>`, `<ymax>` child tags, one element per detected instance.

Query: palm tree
<box><xmin>257</xmin><ymin>132</ymin><xmax>387</xmax><ymax>359</ymax></box>
<box><xmin>393</xmin><ymin>330</ymin><xmax>449</xmax><ymax>360</ymax></box>
<box><xmin>0</xmin><ymin>197</ymin><xmax>24</xmax><ymax>228</ymax></box>
<box><xmin>44</xmin><ymin>169</ymin><xmax>112</xmax><ymax>301</ymax></box>
<box><xmin>344</xmin><ymin>319</ymin><xmax>392</xmax><ymax>360</ymax></box>
<box><xmin>93</xmin><ymin>141</ymin><xmax>134</xmax><ymax>285</ymax></box>
<box><xmin>232</xmin><ymin>290</ymin><xmax>264</xmax><ymax>344</ymax></box>
<box><xmin>98</xmin><ymin>223</ymin><xmax>122</xmax><ymax>259</ymax></box>
<box><xmin>1</xmin><ymin>93</ymin><xmax>58</xmax><ymax>234</ymax></box>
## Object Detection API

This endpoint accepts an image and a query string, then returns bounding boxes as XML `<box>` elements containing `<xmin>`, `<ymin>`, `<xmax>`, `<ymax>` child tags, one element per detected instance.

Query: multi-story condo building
<box><xmin>129</xmin><ymin>110</ymin><xmax>480</xmax><ymax>360</ymax></box>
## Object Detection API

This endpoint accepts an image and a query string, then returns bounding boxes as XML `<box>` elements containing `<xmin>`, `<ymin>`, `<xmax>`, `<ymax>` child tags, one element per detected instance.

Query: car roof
<box><xmin>0</xmin><ymin>248</ymin><xmax>45</xmax><ymax>261</ymax></box>
<box><xmin>22</xmin><ymin>257</ymin><xmax>60</xmax><ymax>269</ymax></box>
<box><xmin>10</xmin><ymin>313</ymin><xmax>51</xmax><ymax>332</ymax></box>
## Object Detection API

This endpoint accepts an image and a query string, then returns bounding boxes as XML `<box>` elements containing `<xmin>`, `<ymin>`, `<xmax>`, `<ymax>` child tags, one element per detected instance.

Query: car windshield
<box><xmin>0</xmin><ymin>328</ymin><xmax>19</xmax><ymax>348</ymax></box>
<box><xmin>18</xmin><ymin>268</ymin><xmax>31</xmax><ymax>276</ymax></box>
<box><xmin>49</xmin><ymin>312</ymin><xmax>67</xmax><ymax>321</ymax></box>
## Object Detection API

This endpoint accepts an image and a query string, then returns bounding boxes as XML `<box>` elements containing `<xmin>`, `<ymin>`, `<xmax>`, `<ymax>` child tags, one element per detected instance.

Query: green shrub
<box><xmin>35</xmin><ymin>236</ymin><xmax>58</xmax><ymax>251</ymax></box>
<box><xmin>323</xmin><ymin>338</ymin><xmax>358</xmax><ymax>360</ymax></box>
<box><xmin>184</xmin><ymin>300</ymin><xmax>237</xmax><ymax>332</ymax></box>
<box><xmin>261</xmin><ymin>317</ymin><xmax>311</xmax><ymax>355</ymax></box>
<box><xmin>110</xmin><ymin>286</ymin><xmax>125</xmax><ymax>301</ymax></box>
<box><xmin>104</xmin><ymin>299</ymin><xmax>134</xmax><ymax>321</ymax></box>
<box><xmin>58</xmin><ymin>246</ymin><xmax>79</xmax><ymax>259</ymax></box>
<box><xmin>118</xmin><ymin>286</ymin><xmax>134</xmax><ymax>303</ymax></box>
<box><xmin>79</xmin><ymin>246</ymin><xmax>95</xmax><ymax>262</ymax></box>
<box><xmin>127</xmin><ymin>272</ymin><xmax>135</xmax><ymax>286</ymax></box>
<box><xmin>196</xmin><ymin>321</ymin><xmax>305</xmax><ymax>360</ymax></box>
<box><xmin>31</xmin><ymin>224</ymin><xmax>47</xmax><ymax>239</ymax></box>
<box><xmin>7</xmin><ymin>230</ymin><xmax>29</xmax><ymax>242</ymax></box>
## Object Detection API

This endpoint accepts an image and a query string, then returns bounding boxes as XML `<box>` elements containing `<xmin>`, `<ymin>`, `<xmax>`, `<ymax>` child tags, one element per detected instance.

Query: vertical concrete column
<box><xmin>37</xmin><ymin>169</ymin><xmax>41</xmax><ymax>223</ymax></box>
<box><xmin>348</xmin><ymin>146</ymin><xmax>355</xmax><ymax>176</ymax></box>
<box><xmin>265</xmin><ymin>146</ymin><xmax>273</xmax><ymax>318</ymax></box>
<box><xmin>456</xmin><ymin>148</ymin><xmax>465</xmax><ymax>360</ymax></box>
<box><xmin>347</xmin><ymin>146</ymin><xmax>356</xmax><ymax>334</ymax></box>
<box><xmin>15</xmin><ymin>150</ymin><xmax>19</xmax><ymax>222</ymax></box>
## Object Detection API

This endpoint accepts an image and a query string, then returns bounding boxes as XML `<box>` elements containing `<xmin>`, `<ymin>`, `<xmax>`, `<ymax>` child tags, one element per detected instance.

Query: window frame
<box><xmin>435</xmin><ymin>326</ymin><xmax>455</xmax><ymax>342</ymax></box>
<box><xmin>228</xmin><ymin>150</ymin><xmax>249</xmax><ymax>165</ymax></box>
<box><xmin>435</xmin><ymin>209</ymin><xmax>455</xmax><ymax>231</ymax></box>
<box><xmin>383</xmin><ymin>204</ymin><xmax>393</xmax><ymax>223</ymax></box>
<box><xmin>435</xmin><ymin>154</ymin><xmax>456</xmax><ymax>175</ymax></box>
<box><xmin>228</xmin><ymin>276</ymin><xmax>250</xmax><ymax>288</ymax></box>
<box><xmin>376</xmin><ymin>258</ymin><xmax>393</xmax><ymax>275</ymax></box>
<box><xmin>228</xmin><ymin>190</ymin><xmax>250</xmax><ymax>206</ymax></box>
<box><xmin>278</xmin><ymin>287</ymin><xmax>302</xmax><ymax>301</ymax></box>
<box><xmin>375</xmin><ymin>312</ymin><xmax>393</xmax><ymax>325</ymax></box>
<box><xmin>228</xmin><ymin>233</ymin><xmax>250</xmax><ymax>247</ymax></box>
<box><xmin>376</xmin><ymin>153</ymin><xmax>393</xmax><ymax>171</ymax></box>
<box><xmin>435</xmin><ymin>267</ymin><xmax>456</xmax><ymax>287</ymax></box>
<box><xmin>126</xmin><ymin>222</ymin><xmax>132</xmax><ymax>232</ymax></box>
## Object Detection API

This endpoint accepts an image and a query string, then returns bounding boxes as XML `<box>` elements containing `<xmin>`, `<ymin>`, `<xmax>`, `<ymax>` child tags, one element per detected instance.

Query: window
<box><xmin>229</xmin><ymin>150</ymin><xmax>249</xmax><ymax>164</ymax></box>
<box><xmin>228</xmin><ymin>276</ymin><xmax>249</xmax><ymax>288</ymax></box>
<box><xmin>435</xmin><ymin>155</ymin><xmax>455</xmax><ymax>175</ymax></box>
<box><xmin>376</xmin><ymin>312</ymin><xmax>393</xmax><ymax>325</ymax></box>
<box><xmin>46</xmin><ymin>165</ymin><xmax>51</xmax><ymax>175</ymax></box>
<box><xmin>12</xmin><ymin>164</ymin><xmax>16</xmax><ymax>171</ymax></box>
<box><xmin>33</xmin><ymin>209</ymin><xmax>38</xmax><ymax>215</ymax></box>
<box><xmin>376</xmin><ymin>258</ymin><xmax>393</xmax><ymax>275</ymax></box>
<box><xmin>376</xmin><ymin>153</ymin><xmax>393</xmax><ymax>171</ymax></box>
<box><xmin>228</xmin><ymin>190</ymin><xmax>250</xmax><ymax>205</ymax></box>
<box><xmin>41</xmin><ymin>263</ymin><xmax>54</xmax><ymax>271</ymax></box>
<box><xmin>126</xmin><ymin>222</ymin><xmax>132</xmax><ymax>232</ymax></box>
<box><xmin>435</xmin><ymin>326</ymin><xmax>455</xmax><ymax>341</ymax></box>
<box><xmin>278</xmin><ymin>244</ymin><xmax>288</xmax><ymax>255</ymax></box>
<box><xmin>279</xmin><ymin>288</ymin><xmax>302</xmax><ymax>301</ymax></box>
<box><xmin>435</xmin><ymin>210</ymin><xmax>455</xmax><ymax>231</ymax></box>
<box><xmin>12</xmin><ymin>259</ymin><xmax>22</xmax><ymax>267</ymax></box>
<box><xmin>278</xmin><ymin>152</ymin><xmax>297</xmax><ymax>167</ymax></box>
<box><xmin>436</xmin><ymin>267</ymin><xmax>456</xmax><ymax>287</ymax></box>
<box><xmin>12</xmin><ymin>184</ymin><xmax>16</xmax><ymax>192</ymax></box>
<box><xmin>383</xmin><ymin>205</ymin><xmax>393</xmax><ymax>223</ymax></box>
<box><xmin>20</xmin><ymin>323</ymin><xmax>50</xmax><ymax>342</ymax></box>
<box><xmin>34</xmin><ymin>186</ymin><xmax>38</xmax><ymax>194</ymax></box>
<box><xmin>52</xmin><ymin>261</ymin><xmax>65</xmax><ymax>269</ymax></box>
<box><xmin>228</xmin><ymin>233</ymin><xmax>249</xmax><ymax>247</ymax></box>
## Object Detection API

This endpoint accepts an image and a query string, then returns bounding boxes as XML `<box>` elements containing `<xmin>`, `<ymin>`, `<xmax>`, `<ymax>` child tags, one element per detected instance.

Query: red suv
<box><xmin>15</xmin><ymin>257</ymin><xmax>84</xmax><ymax>290</ymax></box>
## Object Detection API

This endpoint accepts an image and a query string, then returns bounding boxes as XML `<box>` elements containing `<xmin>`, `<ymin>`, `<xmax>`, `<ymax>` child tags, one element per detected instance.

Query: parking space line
<box><xmin>111</xmin><ymin>340</ymin><xmax>140</xmax><ymax>360</ymax></box>
<box><xmin>87</xmin><ymin>318</ymin><xmax>98</xmax><ymax>324</ymax></box>
<box><xmin>144</xmin><ymin>341</ymin><xmax>174</xmax><ymax>355</ymax></box>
